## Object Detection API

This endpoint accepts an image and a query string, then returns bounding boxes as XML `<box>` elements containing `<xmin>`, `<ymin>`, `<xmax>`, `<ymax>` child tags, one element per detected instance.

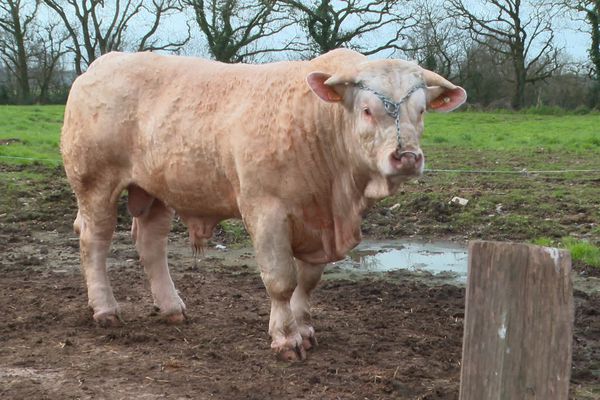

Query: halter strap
<box><xmin>356</xmin><ymin>82</ymin><xmax>427</xmax><ymax>148</ymax></box>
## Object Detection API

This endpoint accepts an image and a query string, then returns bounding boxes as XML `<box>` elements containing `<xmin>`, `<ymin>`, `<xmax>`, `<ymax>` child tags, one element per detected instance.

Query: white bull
<box><xmin>61</xmin><ymin>48</ymin><xmax>466</xmax><ymax>360</ymax></box>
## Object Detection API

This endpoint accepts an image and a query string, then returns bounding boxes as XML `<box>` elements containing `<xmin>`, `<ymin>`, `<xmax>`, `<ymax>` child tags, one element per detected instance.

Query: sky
<box><xmin>34</xmin><ymin>1</ymin><xmax>593</xmax><ymax>64</ymax></box>
<box><xmin>161</xmin><ymin>2</ymin><xmax>593</xmax><ymax>63</ymax></box>
<box><xmin>557</xmin><ymin>26</ymin><xmax>590</xmax><ymax>61</ymax></box>
<box><xmin>559</xmin><ymin>31</ymin><xmax>592</xmax><ymax>60</ymax></box>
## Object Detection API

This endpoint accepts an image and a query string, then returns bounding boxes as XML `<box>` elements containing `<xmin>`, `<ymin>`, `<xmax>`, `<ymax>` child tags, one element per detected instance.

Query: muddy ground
<box><xmin>0</xmin><ymin>164</ymin><xmax>599</xmax><ymax>400</ymax></box>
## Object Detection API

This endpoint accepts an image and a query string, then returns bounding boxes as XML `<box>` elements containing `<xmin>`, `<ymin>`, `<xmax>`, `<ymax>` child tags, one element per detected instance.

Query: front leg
<box><xmin>291</xmin><ymin>259</ymin><xmax>325</xmax><ymax>351</ymax></box>
<box><xmin>244</xmin><ymin>200</ymin><xmax>304</xmax><ymax>361</ymax></box>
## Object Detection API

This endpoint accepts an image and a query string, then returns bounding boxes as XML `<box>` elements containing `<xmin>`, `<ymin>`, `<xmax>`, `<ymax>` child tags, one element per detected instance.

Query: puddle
<box><xmin>197</xmin><ymin>239</ymin><xmax>469</xmax><ymax>284</ymax></box>
<box><xmin>194</xmin><ymin>239</ymin><xmax>598</xmax><ymax>293</ymax></box>
<box><xmin>334</xmin><ymin>240</ymin><xmax>468</xmax><ymax>283</ymax></box>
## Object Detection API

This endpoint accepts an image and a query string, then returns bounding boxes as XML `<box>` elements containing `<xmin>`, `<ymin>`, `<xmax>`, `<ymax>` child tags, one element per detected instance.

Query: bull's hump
<box><xmin>313</xmin><ymin>48</ymin><xmax>365</xmax><ymax>62</ymax></box>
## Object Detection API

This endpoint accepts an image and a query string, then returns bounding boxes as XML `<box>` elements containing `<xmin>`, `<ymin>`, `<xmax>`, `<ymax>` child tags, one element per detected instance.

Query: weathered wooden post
<box><xmin>459</xmin><ymin>241</ymin><xmax>573</xmax><ymax>400</ymax></box>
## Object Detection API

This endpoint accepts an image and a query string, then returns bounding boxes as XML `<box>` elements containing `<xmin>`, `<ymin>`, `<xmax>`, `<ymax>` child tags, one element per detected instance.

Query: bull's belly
<box><xmin>130</xmin><ymin>169</ymin><xmax>241</xmax><ymax>249</ymax></box>
<box><xmin>133</xmin><ymin>158</ymin><xmax>240</xmax><ymax>215</ymax></box>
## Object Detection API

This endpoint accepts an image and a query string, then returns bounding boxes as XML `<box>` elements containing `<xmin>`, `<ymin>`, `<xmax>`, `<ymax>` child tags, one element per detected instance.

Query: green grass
<box><xmin>424</xmin><ymin>111</ymin><xmax>600</xmax><ymax>153</ymax></box>
<box><xmin>562</xmin><ymin>238</ymin><xmax>600</xmax><ymax>268</ymax></box>
<box><xmin>0</xmin><ymin>105</ymin><xmax>64</xmax><ymax>165</ymax></box>
<box><xmin>533</xmin><ymin>237</ymin><xmax>600</xmax><ymax>268</ymax></box>
<box><xmin>218</xmin><ymin>220</ymin><xmax>251</xmax><ymax>246</ymax></box>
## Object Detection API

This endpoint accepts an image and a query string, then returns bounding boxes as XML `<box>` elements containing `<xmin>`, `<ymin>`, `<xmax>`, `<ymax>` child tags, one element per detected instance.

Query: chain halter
<box><xmin>355</xmin><ymin>82</ymin><xmax>427</xmax><ymax>149</ymax></box>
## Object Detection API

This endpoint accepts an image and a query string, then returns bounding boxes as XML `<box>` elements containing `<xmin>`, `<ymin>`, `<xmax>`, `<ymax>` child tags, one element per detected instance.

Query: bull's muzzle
<box><xmin>390</xmin><ymin>148</ymin><xmax>423</xmax><ymax>175</ymax></box>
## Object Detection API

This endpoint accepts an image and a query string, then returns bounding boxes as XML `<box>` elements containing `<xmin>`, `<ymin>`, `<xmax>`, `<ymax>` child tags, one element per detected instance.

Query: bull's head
<box><xmin>306</xmin><ymin>59</ymin><xmax>466</xmax><ymax>183</ymax></box>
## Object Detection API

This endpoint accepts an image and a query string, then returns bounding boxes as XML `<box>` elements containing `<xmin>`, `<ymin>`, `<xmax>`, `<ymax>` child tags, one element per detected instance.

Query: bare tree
<box><xmin>406</xmin><ymin>0</ymin><xmax>467</xmax><ymax>80</ymax></box>
<box><xmin>282</xmin><ymin>0</ymin><xmax>417</xmax><ymax>57</ymax></box>
<box><xmin>42</xmin><ymin>0</ymin><xmax>191</xmax><ymax>75</ymax></box>
<box><xmin>30</xmin><ymin>21</ymin><xmax>70</xmax><ymax>103</ymax></box>
<box><xmin>183</xmin><ymin>0</ymin><xmax>297</xmax><ymax>63</ymax></box>
<box><xmin>458</xmin><ymin>39</ymin><xmax>514</xmax><ymax>107</ymax></box>
<box><xmin>448</xmin><ymin>0</ymin><xmax>563</xmax><ymax>109</ymax></box>
<box><xmin>556</xmin><ymin>0</ymin><xmax>600</xmax><ymax>106</ymax></box>
<box><xmin>0</xmin><ymin>0</ymin><xmax>39</xmax><ymax>103</ymax></box>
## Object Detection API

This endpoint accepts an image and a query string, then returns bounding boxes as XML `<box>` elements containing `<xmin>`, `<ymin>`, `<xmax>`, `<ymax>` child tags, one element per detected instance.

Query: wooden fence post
<box><xmin>459</xmin><ymin>241</ymin><xmax>573</xmax><ymax>400</ymax></box>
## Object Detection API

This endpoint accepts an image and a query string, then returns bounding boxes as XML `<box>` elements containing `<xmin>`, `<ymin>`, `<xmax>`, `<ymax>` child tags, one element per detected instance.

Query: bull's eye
<box><xmin>363</xmin><ymin>107</ymin><xmax>371</xmax><ymax>117</ymax></box>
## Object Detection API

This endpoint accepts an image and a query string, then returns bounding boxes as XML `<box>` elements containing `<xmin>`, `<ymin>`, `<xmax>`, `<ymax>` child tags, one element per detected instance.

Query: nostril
<box><xmin>389</xmin><ymin>149</ymin><xmax>424</xmax><ymax>174</ymax></box>
<box><xmin>394</xmin><ymin>150</ymin><xmax>418</xmax><ymax>161</ymax></box>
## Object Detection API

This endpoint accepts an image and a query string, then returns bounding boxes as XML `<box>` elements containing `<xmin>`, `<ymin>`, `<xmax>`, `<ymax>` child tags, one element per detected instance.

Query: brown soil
<box><xmin>0</xmin><ymin>164</ymin><xmax>599</xmax><ymax>399</ymax></box>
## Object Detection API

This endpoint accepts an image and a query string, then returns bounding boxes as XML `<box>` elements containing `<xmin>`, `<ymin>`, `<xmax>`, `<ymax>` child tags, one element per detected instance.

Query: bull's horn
<box><xmin>324</xmin><ymin>64</ymin><xmax>359</xmax><ymax>87</ymax></box>
<box><xmin>325</xmin><ymin>73</ymin><xmax>357</xmax><ymax>87</ymax></box>
<box><xmin>421</xmin><ymin>69</ymin><xmax>457</xmax><ymax>90</ymax></box>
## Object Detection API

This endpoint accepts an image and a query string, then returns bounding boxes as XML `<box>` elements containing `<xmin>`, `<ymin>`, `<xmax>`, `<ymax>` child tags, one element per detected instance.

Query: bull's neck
<box><xmin>328</xmin><ymin>101</ymin><xmax>371</xmax><ymax>182</ymax></box>
<box><xmin>304</xmin><ymin>95</ymin><xmax>372</xmax><ymax>202</ymax></box>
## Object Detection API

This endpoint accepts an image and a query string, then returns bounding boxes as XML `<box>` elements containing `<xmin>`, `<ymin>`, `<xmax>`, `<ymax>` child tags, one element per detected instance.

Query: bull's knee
<box><xmin>261</xmin><ymin>271</ymin><xmax>296</xmax><ymax>301</ymax></box>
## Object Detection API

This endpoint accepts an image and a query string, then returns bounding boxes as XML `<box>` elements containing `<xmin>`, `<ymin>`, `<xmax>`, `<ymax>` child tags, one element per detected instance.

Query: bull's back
<box><xmin>60</xmin><ymin>50</ymin><xmax>364</xmax><ymax>223</ymax></box>
<box><xmin>61</xmin><ymin>52</ymin><xmax>305</xmax><ymax>215</ymax></box>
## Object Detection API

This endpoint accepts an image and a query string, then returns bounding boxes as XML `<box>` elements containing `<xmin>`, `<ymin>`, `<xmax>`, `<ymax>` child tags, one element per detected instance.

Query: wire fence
<box><xmin>425</xmin><ymin>168</ymin><xmax>600</xmax><ymax>175</ymax></box>
<box><xmin>1</xmin><ymin>154</ymin><xmax>599</xmax><ymax>176</ymax></box>
<box><xmin>0</xmin><ymin>155</ymin><xmax>63</xmax><ymax>164</ymax></box>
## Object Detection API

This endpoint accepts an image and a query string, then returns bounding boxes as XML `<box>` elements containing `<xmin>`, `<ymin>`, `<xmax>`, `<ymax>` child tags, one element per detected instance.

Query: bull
<box><xmin>61</xmin><ymin>49</ymin><xmax>466</xmax><ymax>360</ymax></box>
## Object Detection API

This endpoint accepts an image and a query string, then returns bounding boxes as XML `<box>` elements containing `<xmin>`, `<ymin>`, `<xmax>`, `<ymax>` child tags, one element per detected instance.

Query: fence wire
<box><xmin>425</xmin><ymin>168</ymin><xmax>600</xmax><ymax>175</ymax></box>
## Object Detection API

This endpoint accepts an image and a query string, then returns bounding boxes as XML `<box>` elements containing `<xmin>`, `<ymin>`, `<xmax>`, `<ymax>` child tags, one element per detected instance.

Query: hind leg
<box><xmin>76</xmin><ymin>195</ymin><xmax>120</xmax><ymax>326</ymax></box>
<box><xmin>291</xmin><ymin>260</ymin><xmax>325</xmax><ymax>351</ymax></box>
<box><xmin>132</xmin><ymin>199</ymin><xmax>185</xmax><ymax>324</ymax></box>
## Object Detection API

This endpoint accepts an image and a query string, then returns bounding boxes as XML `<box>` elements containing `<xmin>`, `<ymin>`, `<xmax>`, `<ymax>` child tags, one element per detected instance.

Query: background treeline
<box><xmin>1</xmin><ymin>0</ymin><xmax>599</xmax><ymax>111</ymax></box>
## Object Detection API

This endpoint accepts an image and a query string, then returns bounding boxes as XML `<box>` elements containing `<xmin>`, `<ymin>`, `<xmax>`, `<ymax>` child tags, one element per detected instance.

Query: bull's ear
<box><xmin>306</xmin><ymin>72</ymin><xmax>347</xmax><ymax>103</ymax></box>
<box><xmin>427</xmin><ymin>86</ymin><xmax>467</xmax><ymax>112</ymax></box>
<box><xmin>421</xmin><ymin>68</ymin><xmax>467</xmax><ymax>112</ymax></box>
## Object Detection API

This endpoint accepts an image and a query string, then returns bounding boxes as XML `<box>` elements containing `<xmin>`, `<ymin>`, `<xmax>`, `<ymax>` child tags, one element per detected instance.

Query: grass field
<box><xmin>426</xmin><ymin>111</ymin><xmax>600</xmax><ymax>153</ymax></box>
<box><xmin>1</xmin><ymin>105</ymin><xmax>599</xmax><ymax>267</ymax></box>
<box><xmin>0</xmin><ymin>105</ymin><xmax>64</xmax><ymax>164</ymax></box>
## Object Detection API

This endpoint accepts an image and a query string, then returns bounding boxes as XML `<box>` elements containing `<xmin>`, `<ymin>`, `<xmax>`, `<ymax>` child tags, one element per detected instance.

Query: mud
<box><xmin>0</xmin><ymin>165</ymin><xmax>599</xmax><ymax>399</ymax></box>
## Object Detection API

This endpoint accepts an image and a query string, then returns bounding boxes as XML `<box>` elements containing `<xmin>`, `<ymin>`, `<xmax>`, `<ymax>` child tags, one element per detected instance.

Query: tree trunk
<box><xmin>15</xmin><ymin>48</ymin><xmax>31</xmax><ymax>104</ymax></box>
<box><xmin>589</xmin><ymin>4</ymin><xmax>600</xmax><ymax>80</ymax></box>
<box><xmin>587</xmin><ymin>4</ymin><xmax>600</xmax><ymax>107</ymax></box>
<box><xmin>512</xmin><ymin>49</ymin><xmax>527</xmax><ymax>110</ymax></box>
<box><xmin>11</xmin><ymin>3</ymin><xmax>31</xmax><ymax>104</ymax></box>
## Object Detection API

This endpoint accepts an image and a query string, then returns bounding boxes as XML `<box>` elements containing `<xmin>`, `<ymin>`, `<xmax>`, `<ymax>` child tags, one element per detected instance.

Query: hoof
<box><xmin>94</xmin><ymin>312</ymin><xmax>122</xmax><ymax>327</ymax></box>
<box><xmin>272</xmin><ymin>333</ymin><xmax>306</xmax><ymax>361</ymax></box>
<box><xmin>278</xmin><ymin>344</ymin><xmax>306</xmax><ymax>362</ymax></box>
<box><xmin>164</xmin><ymin>312</ymin><xmax>187</xmax><ymax>325</ymax></box>
<box><xmin>298</xmin><ymin>325</ymin><xmax>317</xmax><ymax>351</ymax></box>
<box><xmin>302</xmin><ymin>335</ymin><xmax>318</xmax><ymax>351</ymax></box>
